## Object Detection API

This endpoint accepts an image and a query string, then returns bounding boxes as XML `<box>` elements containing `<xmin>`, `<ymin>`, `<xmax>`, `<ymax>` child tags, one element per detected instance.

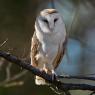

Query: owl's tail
<box><xmin>35</xmin><ymin>76</ymin><xmax>47</xmax><ymax>85</ymax></box>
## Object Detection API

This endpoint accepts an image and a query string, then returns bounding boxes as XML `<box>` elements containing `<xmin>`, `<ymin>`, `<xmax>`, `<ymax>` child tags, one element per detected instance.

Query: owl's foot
<box><xmin>51</xmin><ymin>70</ymin><xmax>57</xmax><ymax>81</ymax></box>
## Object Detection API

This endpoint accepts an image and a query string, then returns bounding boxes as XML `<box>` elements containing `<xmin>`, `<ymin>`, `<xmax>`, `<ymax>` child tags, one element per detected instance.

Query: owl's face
<box><xmin>35</xmin><ymin>9</ymin><xmax>66</xmax><ymax>34</ymax></box>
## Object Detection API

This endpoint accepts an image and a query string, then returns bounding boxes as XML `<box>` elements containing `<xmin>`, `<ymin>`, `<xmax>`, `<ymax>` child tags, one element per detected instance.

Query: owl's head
<box><xmin>35</xmin><ymin>9</ymin><xmax>66</xmax><ymax>34</ymax></box>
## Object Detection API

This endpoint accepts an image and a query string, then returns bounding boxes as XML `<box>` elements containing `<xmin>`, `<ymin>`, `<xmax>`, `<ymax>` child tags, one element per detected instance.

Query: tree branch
<box><xmin>58</xmin><ymin>75</ymin><xmax>95</xmax><ymax>81</ymax></box>
<box><xmin>0</xmin><ymin>51</ymin><xmax>95</xmax><ymax>91</ymax></box>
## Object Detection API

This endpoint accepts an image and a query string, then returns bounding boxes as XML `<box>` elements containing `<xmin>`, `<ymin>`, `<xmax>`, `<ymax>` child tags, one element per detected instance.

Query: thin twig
<box><xmin>58</xmin><ymin>75</ymin><xmax>95</xmax><ymax>81</ymax></box>
<box><xmin>0</xmin><ymin>58</ymin><xmax>5</xmax><ymax>70</ymax></box>
<box><xmin>0</xmin><ymin>38</ymin><xmax>8</xmax><ymax>48</ymax></box>
<box><xmin>49</xmin><ymin>86</ymin><xmax>63</xmax><ymax>95</ymax></box>
<box><xmin>9</xmin><ymin>70</ymin><xmax>27</xmax><ymax>82</ymax></box>
<box><xmin>3</xmin><ymin>81</ymin><xmax>24</xmax><ymax>87</ymax></box>
<box><xmin>6</xmin><ymin>63</ymin><xmax>12</xmax><ymax>81</ymax></box>
<box><xmin>0</xmin><ymin>70</ymin><xmax>27</xmax><ymax>86</ymax></box>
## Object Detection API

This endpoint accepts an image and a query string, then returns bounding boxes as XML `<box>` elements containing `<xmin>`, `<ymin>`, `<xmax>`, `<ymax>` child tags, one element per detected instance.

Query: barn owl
<box><xmin>30</xmin><ymin>9</ymin><xmax>67</xmax><ymax>85</ymax></box>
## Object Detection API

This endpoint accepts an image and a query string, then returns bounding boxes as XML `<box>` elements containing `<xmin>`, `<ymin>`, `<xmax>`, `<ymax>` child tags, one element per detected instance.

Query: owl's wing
<box><xmin>31</xmin><ymin>32</ymin><xmax>41</xmax><ymax>67</ymax></box>
<box><xmin>53</xmin><ymin>38</ymin><xmax>67</xmax><ymax>69</ymax></box>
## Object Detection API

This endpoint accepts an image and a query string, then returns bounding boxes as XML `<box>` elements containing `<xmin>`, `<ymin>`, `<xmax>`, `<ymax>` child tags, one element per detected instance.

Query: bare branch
<box><xmin>0</xmin><ymin>50</ymin><xmax>27</xmax><ymax>87</ymax></box>
<box><xmin>3</xmin><ymin>81</ymin><xmax>24</xmax><ymax>87</ymax></box>
<box><xmin>0</xmin><ymin>51</ymin><xmax>95</xmax><ymax>91</ymax></box>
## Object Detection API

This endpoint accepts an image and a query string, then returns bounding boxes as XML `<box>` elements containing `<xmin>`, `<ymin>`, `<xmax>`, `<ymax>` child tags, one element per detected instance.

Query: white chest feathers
<box><xmin>35</xmin><ymin>31</ymin><xmax>64</xmax><ymax>68</ymax></box>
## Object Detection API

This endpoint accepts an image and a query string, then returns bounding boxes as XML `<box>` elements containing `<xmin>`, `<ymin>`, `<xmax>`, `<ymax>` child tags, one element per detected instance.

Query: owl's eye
<box><xmin>54</xmin><ymin>18</ymin><xmax>58</xmax><ymax>23</ymax></box>
<box><xmin>43</xmin><ymin>19</ymin><xmax>48</xmax><ymax>24</ymax></box>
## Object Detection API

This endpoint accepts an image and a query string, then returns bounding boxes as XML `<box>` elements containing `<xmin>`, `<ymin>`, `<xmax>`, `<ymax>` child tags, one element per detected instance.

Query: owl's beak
<box><xmin>50</xmin><ymin>28</ymin><xmax>54</xmax><ymax>32</ymax></box>
<box><xmin>49</xmin><ymin>24</ymin><xmax>54</xmax><ymax>32</ymax></box>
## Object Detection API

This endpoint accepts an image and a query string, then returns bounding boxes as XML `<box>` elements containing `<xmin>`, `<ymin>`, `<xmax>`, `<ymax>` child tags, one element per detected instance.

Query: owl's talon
<box><xmin>52</xmin><ymin>73</ymin><xmax>57</xmax><ymax>81</ymax></box>
<box><xmin>51</xmin><ymin>70</ymin><xmax>57</xmax><ymax>81</ymax></box>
